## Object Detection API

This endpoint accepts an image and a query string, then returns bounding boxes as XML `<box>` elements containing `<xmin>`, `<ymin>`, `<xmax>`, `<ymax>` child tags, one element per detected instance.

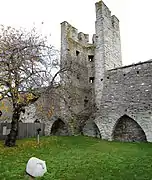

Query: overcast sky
<box><xmin>0</xmin><ymin>0</ymin><xmax>152</xmax><ymax>65</ymax></box>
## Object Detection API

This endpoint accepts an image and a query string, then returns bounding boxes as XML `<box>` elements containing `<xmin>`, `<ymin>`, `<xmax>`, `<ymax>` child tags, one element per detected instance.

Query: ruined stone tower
<box><xmin>60</xmin><ymin>1</ymin><xmax>122</xmax><ymax>115</ymax></box>
<box><xmin>60</xmin><ymin>0</ymin><xmax>152</xmax><ymax>142</ymax></box>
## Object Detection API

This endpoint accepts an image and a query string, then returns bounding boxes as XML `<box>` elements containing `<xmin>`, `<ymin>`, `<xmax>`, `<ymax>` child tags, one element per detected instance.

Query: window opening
<box><xmin>89</xmin><ymin>77</ymin><xmax>94</xmax><ymax>83</ymax></box>
<box><xmin>76</xmin><ymin>50</ymin><xmax>80</xmax><ymax>56</ymax></box>
<box><xmin>84</xmin><ymin>98</ymin><xmax>89</xmax><ymax>107</ymax></box>
<box><xmin>88</xmin><ymin>55</ymin><xmax>94</xmax><ymax>62</ymax></box>
<box><xmin>77</xmin><ymin>74</ymin><xmax>80</xmax><ymax>79</ymax></box>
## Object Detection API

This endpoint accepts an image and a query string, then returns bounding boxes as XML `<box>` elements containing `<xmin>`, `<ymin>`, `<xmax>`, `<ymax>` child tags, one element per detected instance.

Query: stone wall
<box><xmin>95</xmin><ymin>60</ymin><xmax>152</xmax><ymax>142</ymax></box>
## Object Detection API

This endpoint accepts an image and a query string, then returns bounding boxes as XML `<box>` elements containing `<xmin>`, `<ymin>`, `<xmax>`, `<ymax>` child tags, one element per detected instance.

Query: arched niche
<box><xmin>50</xmin><ymin>118</ymin><xmax>69</xmax><ymax>136</ymax></box>
<box><xmin>113</xmin><ymin>115</ymin><xmax>147</xmax><ymax>142</ymax></box>
<box><xmin>83</xmin><ymin>120</ymin><xmax>101</xmax><ymax>138</ymax></box>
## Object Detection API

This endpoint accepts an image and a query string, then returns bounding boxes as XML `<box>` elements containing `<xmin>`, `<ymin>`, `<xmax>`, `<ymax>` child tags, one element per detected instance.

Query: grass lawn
<box><xmin>0</xmin><ymin>136</ymin><xmax>152</xmax><ymax>180</ymax></box>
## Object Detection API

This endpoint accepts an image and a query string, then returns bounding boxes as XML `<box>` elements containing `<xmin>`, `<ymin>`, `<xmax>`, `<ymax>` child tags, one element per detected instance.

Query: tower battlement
<box><xmin>95</xmin><ymin>1</ymin><xmax>120</xmax><ymax>31</ymax></box>
<box><xmin>95</xmin><ymin>0</ymin><xmax>112</xmax><ymax>19</ymax></box>
<box><xmin>61</xmin><ymin>21</ymin><xmax>90</xmax><ymax>45</ymax></box>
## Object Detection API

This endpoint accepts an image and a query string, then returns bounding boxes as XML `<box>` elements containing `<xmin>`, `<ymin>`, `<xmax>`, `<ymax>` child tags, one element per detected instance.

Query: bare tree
<box><xmin>0</xmin><ymin>25</ymin><xmax>60</xmax><ymax>146</ymax></box>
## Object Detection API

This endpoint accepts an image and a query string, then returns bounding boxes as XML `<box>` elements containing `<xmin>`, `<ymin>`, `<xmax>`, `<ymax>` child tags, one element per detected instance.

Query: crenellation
<box><xmin>78</xmin><ymin>32</ymin><xmax>89</xmax><ymax>44</ymax></box>
<box><xmin>61</xmin><ymin>21</ymin><xmax>91</xmax><ymax>46</ymax></box>
<box><xmin>70</xmin><ymin>26</ymin><xmax>78</xmax><ymax>41</ymax></box>
<box><xmin>95</xmin><ymin>1</ymin><xmax>111</xmax><ymax>20</ymax></box>
<box><xmin>61</xmin><ymin>21</ymin><xmax>78</xmax><ymax>41</ymax></box>
<box><xmin>84</xmin><ymin>34</ymin><xmax>89</xmax><ymax>43</ymax></box>
<box><xmin>111</xmin><ymin>15</ymin><xmax>119</xmax><ymax>30</ymax></box>
<box><xmin>92</xmin><ymin>34</ymin><xmax>96</xmax><ymax>44</ymax></box>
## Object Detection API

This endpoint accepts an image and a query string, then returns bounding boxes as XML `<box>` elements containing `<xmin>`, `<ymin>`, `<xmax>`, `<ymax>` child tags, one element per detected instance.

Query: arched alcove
<box><xmin>50</xmin><ymin>118</ymin><xmax>69</xmax><ymax>136</ymax></box>
<box><xmin>113</xmin><ymin>115</ymin><xmax>147</xmax><ymax>142</ymax></box>
<box><xmin>83</xmin><ymin>120</ymin><xmax>101</xmax><ymax>138</ymax></box>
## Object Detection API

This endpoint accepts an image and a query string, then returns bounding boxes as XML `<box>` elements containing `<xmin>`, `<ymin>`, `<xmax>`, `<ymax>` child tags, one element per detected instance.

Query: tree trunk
<box><xmin>5</xmin><ymin>107</ymin><xmax>21</xmax><ymax>147</ymax></box>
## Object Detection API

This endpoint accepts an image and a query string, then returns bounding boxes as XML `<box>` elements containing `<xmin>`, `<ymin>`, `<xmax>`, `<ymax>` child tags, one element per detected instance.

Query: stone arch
<box><xmin>44</xmin><ymin>116</ymin><xmax>70</xmax><ymax>136</ymax></box>
<box><xmin>83</xmin><ymin>120</ymin><xmax>101</xmax><ymax>138</ymax></box>
<box><xmin>50</xmin><ymin>118</ymin><xmax>69</xmax><ymax>136</ymax></box>
<box><xmin>112</xmin><ymin>114</ymin><xmax>147</xmax><ymax>142</ymax></box>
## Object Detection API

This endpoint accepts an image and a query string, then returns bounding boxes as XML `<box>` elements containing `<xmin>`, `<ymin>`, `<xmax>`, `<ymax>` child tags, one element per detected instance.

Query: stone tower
<box><xmin>50</xmin><ymin>0</ymin><xmax>152</xmax><ymax>142</ymax></box>
<box><xmin>60</xmin><ymin>0</ymin><xmax>122</xmax><ymax>115</ymax></box>
<box><xmin>94</xmin><ymin>1</ymin><xmax>122</xmax><ymax>110</ymax></box>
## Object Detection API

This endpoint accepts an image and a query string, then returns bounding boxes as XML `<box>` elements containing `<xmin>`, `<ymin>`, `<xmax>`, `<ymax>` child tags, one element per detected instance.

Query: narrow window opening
<box><xmin>88</xmin><ymin>55</ymin><xmax>94</xmax><ymax>62</ymax></box>
<box><xmin>77</xmin><ymin>74</ymin><xmax>80</xmax><ymax>79</ymax></box>
<box><xmin>107</xmin><ymin>76</ymin><xmax>109</xmax><ymax>79</ymax></box>
<box><xmin>84</xmin><ymin>97</ymin><xmax>89</xmax><ymax>107</ymax></box>
<box><xmin>89</xmin><ymin>77</ymin><xmax>94</xmax><ymax>83</ymax></box>
<box><xmin>76</xmin><ymin>50</ymin><xmax>80</xmax><ymax>56</ymax></box>
<box><xmin>101</xmin><ymin>78</ymin><xmax>103</xmax><ymax>81</ymax></box>
<box><xmin>137</xmin><ymin>71</ymin><xmax>139</xmax><ymax>74</ymax></box>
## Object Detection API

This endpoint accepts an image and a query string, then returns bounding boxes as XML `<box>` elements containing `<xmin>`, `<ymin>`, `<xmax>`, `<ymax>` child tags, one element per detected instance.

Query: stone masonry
<box><xmin>95</xmin><ymin>60</ymin><xmax>152</xmax><ymax>142</ymax></box>
<box><xmin>0</xmin><ymin>1</ymin><xmax>152</xmax><ymax>142</ymax></box>
<box><xmin>60</xmin><ymin>0</ymin><xmax>152</xmax><ymax>142</ymax></box>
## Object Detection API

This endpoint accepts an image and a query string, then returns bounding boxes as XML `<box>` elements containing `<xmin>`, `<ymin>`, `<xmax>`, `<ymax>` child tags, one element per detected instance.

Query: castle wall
<box><xmin>95</xmin><ymin>60</ymin><xmax>152</xmax><ymax>142</ymax></box>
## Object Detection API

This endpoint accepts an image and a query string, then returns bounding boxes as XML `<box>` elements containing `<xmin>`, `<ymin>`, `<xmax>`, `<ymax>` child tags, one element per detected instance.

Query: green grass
<box><xmin>0</xmin><ymin>136</ymin><xmax>152</xmax><ymax>180</ymax></box>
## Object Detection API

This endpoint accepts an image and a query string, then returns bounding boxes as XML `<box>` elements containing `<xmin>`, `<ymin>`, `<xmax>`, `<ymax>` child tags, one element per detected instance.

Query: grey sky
<box><xmin>0</xmin><ymin>0</ymin><xmax>152</xmax><ymax>65</ymax></box>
